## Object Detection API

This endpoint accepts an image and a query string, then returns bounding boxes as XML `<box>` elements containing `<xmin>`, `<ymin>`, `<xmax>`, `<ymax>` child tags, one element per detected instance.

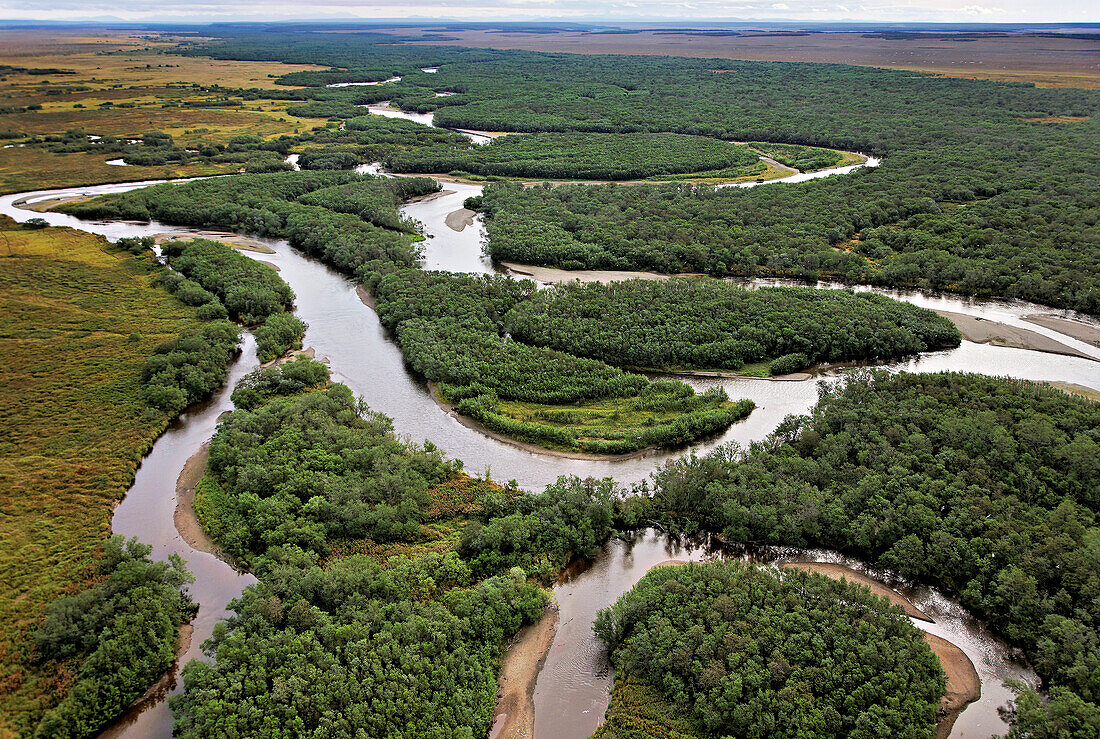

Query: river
<box><xmin>1</xmin><ymin>133</ymin><xmax>1094</xmax><ymax>737</ymax></box>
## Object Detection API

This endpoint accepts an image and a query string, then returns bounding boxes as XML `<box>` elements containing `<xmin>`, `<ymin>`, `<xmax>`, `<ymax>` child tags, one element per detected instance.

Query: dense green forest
<box><xmin>159</xmin><ymin>238</ymin><xmax>307</xmax><ymax>362</ymax></box>
<box><xmin>626</xmin><ymin>372</ymin><xmax>1100</xmax><ymax>736</ymax></box>
<box><xmin>32</xmin><ymin>537</ymin><xmax>194</xmax><ymax>738</ymax></box>
<box><xmin>594</xmin><ymin>561</ymin><xmax>945</xmax><ymax>739</ymax></box>
<box><xmin>368</xmin><ymin>268</ymin><xmax>753</xmax><ymax>454</ymax></box>
<box><xmin>59</xmin><ymin>171</ymin><xmax>439</xmax><ymax>273</ymax></box>
<box><xmin>175</xmin><ymin>361</ymin><xmax>619</xmax><ymax>735</ymax></box>
<box><xmin>386</xmin><ymin>132</ymin><xmax>763</xmax><ymax>180</ymax></box>
<box><xmin>29</xmin><ymin>115</ymin><xmax>469</xmax><ymax>173</ymax></box>
<box><xmin>187</xmin><ymin>32</ymin><xmax>1099</xmax><ymax>313</ymax></box>
<box><xmin>64</xmin><ymin>174</ymin><xmax>757</xmax><ymax>454</ymax></box>
<box><xmin>162</xmin><ymin>239</ymin><xmax>294</xmax><ymax>323</ymax></box>
<box><xmin>140</xmin><ymin>320</ymin><xmax>240</xmax><ymax>415</ymax></box>
<box><xmin>504</xmin><ymin>278</ymin><xmax>960</xmax><ymax>373</ymax></box>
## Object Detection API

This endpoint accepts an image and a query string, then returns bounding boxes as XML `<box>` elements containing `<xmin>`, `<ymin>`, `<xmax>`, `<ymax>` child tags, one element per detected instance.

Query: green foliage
<box><xmin>769</xmin><ymin>352</ymin><xmax>810</xmax><ymax>376</ymax></box>
<box><xmin>1002</xmin><ymin>682</ymin><xmax>1100</xmax><ymax>739</ymax></box>
<box><xmin>141</xmin><ymin>320</ymin><xmax>240</xmax><ymax>415</ymax></box>
<box><xmin>639</xmin><ymin>372</ymin><xmax>1100</xmax><ymax>725</ymax></box>
<box><xmin>504</xmin><ymin>279</ymin><xmax>959</xmax><ymax>372</ymax></box>
<box><xmin>170</xmin><ymin>552</ymin><xmax>547</xmax><ymax>739</ymax></box>
<box><xmin>200</xmin><ymin>376</ymin><xmax>461</xmax><ymax>568</ymax></box>
<box><xmin>369</xmin><ymin>268</ymin><xmax>752</xmax><ymax>453</ymax></box>
<box><xmin>33</xmin><ymin>537</ymin><xmax>194</xmax><ymax>738</ymax></box>
<box><xmin>749</xmin><ymin>141</ymin><xmax>845</xmax><ymax>171</ymax></box>
<box><xmin>59</xmin><ymin>171</ymin><xmax>438</xmax><ymax>273</ymax></box>
<box><xmin>277</xmin><ymin>68</ymin><xmax>397</xmax><ymax>87</ymax></box>
<box><xmin>387</xmin><ymin>132</ymin><xmax>761</xmax><ymax>180</ymax></box>
<box><xmin>175</xmin><ymin>378</ymin><xmax>619</xmax><ymax>737</ymax></box>
<box><xmin>162</xmin><ymin>238</ymin><xmax>294</xmax><ymax>323</ymax></box>
<box><xmin>254</xmin><ymin>313</ymin><xmax>308</xmax><ymax>363</ymax></box>
<box><xmin>595</xmin><ymin>561</ymin><xmax>944</xmax><ymax>739</ymax></box>
<box><xmin>229</xmin><ymin>357</ymin><xmax>331</xmax><ymax>410</ymax></box>
<box><xmin>457</xmin><ymin>476</ymin><xmax>615</xmax><ymax>577</ymax></box>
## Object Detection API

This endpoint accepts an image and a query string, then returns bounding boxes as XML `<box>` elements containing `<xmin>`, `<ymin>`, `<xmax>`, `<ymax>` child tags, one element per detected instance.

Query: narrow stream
<box><xmin>2</xmin><ymin>127</ymin><xmax>1095</xmax><ymax>736</ymax></box>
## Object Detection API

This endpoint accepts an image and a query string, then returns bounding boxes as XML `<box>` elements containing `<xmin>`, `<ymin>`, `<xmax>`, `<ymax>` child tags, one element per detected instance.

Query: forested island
<box><xmin>386</xmin><ymin>132</ymin><xmax>766</xmax><ymax>181</ymax></box>
<box><xmin>504</xmin><ymin>278</ymin><xmax>960</xmax><ymax>375</ymax></box>
<box><xmin>62</xmin><ymin>170</ymin><xmax>966</xmax><ymax>453</ymax></box>
<box><xmin>594</xmin><ymin>561</ymin><xmax>946</xmax><ymax>738</ymax></box>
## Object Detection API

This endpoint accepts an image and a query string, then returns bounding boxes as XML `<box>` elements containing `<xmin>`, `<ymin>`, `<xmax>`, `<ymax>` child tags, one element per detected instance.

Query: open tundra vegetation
<box><xmin>0</xmin><ymin>217</ymin><xmax>210</xmax><ymax>732</ymax></box>
<box><xmin>4</xmin><ymin>23</ymin><xmax>1100</xmax><ymax>739</ymax></box>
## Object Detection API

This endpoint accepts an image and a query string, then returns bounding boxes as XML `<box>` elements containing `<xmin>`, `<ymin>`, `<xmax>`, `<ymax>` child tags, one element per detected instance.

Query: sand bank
<box><xmin>173</xmin><ymin>443</ymin><xmax>222</xmax><ymax>559</ymax></box>
<box><xmin>1047</xmin><ymin>381</ymin><xmax>1100</xmax><ymax>402</ymax></box>
<box><xmin>935</xmin><ymin>310</ymin><xmax>1094</xmax><ymax>360</ymax></box>
<box><xmin>926</xmin><ymin>633</ymin><xmax>982</xmax><ymax>739</ymax></box>
<box><xmin>783</xmin><ymin>561</ymin><xmax>932</xmax><ymax>621</ymax></box>
<box><xmin>489</xmin><ymin>606</ymin><xmax>560</xmax><ymax>739</ymax></box>
<box><xmin>445</xmin><ymin>207</ymin><xmax>476</xmax><ymax>232</ymax></box>
<box><xmin>1023</xmin><ymin>314</ymin><xmax>1100</xmax><ymax>347</ymax></box>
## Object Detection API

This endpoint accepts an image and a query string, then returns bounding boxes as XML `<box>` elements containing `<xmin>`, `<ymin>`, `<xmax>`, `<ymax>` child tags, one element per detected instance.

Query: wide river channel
<box><xmin>3</xmin><ymin>125</ymin><xmax>1097</xmax><ymax>738</ymax></box>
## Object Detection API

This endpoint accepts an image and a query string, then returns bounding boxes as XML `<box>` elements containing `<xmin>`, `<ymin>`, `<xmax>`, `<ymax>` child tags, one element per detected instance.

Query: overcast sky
<box><xmin>0</xmin><ymin>0</ymin><xmax>1094</xmax><ymax>24</ymax></box>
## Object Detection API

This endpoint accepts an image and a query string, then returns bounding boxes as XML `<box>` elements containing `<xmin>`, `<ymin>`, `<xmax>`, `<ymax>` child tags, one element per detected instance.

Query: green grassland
<box><xmin>0</xmin><ymin>216</ymin><xmax>205</xmax><ymax>734</ymax></box>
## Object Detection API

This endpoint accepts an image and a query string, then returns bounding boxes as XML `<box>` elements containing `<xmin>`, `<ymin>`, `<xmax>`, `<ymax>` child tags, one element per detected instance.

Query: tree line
<box><xmin>32</xmin><ymin>538</ymin><xmax>194</xmax><ymax>738</ymax></box>
<box><xmin>195</xmin><ymin>31</ymin><xmax>1099</xmax><ymax>313</ymax></box>
<box><xmin>504</xmin><ymin>278</ymin><xmax>960</xmax><ymax>374</ymax></box>
<box><xmin>173</xmin><ymin>363</ymin><xmax>620</xmax><ymax>736</ymax></box>
<box><xmin>386</xmin><ymin>132</ymin><xmax>762</xmax><ymax>181</ymax></box>
<box><xmin>594</xmin><ymin>560</ymin><xmax>945</xmax><ymax>739</ymax></box>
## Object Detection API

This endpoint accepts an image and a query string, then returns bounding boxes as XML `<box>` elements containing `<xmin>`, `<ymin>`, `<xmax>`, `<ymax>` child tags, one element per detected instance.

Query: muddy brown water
<box><xmin>535</xmin><ymin>531</ymin><xmax>1038</xmax><ymax>739</ymax></box>
<box><xmin>1</xmin><ymin>148</ymin><xmax>1094</xmax><ymax>736</ymax></box>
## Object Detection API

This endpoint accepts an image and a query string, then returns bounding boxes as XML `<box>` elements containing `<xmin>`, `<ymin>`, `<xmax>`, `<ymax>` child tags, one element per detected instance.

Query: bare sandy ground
<box><xmin>445</xmin><ymin>207</ymin><xmax>476</xmax><ymax>232</ymax></box>
<box><xmin>173</xmin><ymin>443</ymin><xmax>223</xmax><ymax>559</ymax></box>
<box><xmin>927</xmin><ymin>633</ymin><xmax>982</xmax><ymax>739</ymax></box>
<box><xmin>502</xmin><ymin>261</ymin><xmax>695</xmax><ymax>284</ymax></box>
<box><xmin>784</xmin><ymin>561</ymin><xmax>932</xmax><ymax>621</ymax></box>
<box><xmin>490</xmin><ymin>606</ymin><xmax>560</xmax><ymax>739</ymax></box>
<box><xmin>935</xmin><ymin>310</ymin><xmax>1095</xmax><ymax>360</ymax></box>
<box><xmin>1024</xmin><ymin>314</ymin><xmax>1100</xmax><ymax>347</ymax></box>
<box><xmin>405</xmin><ymin>188</ymin><xmax>456</xmax><ymax>204</ymax></box>
<box><xmin>153</xmin><ymin>231</ymin><xmax>276</xmax><ymax>254</ymax></box>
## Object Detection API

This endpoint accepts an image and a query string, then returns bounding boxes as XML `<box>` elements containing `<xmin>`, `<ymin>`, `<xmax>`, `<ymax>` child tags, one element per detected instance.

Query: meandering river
<box><xmin>2</xmin><ymin>132</ymin><xmax>1095</xmax><ymax>736</ymax></box>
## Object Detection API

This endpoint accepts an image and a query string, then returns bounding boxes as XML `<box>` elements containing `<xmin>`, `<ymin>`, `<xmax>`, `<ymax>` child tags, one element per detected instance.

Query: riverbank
<box><xmin>96</xmin><ymin>624</ymin><xmax>194</xmax><ymax>739</ymax></box>
<box><xmin>935</xmin><ymin>310</ymin><xmax>1095</xmax><ymax>360</ymax></box>
<box><xmin>173</xmin><ymin>444</ymin><xmax>224</xmax><ymax>560</ymax></box>
<box><xmin>489</xmin><ymin>605</ymin><xmax>559</xmax><ymax>739</ymax></box>
<box><xmin>783</xmin><ymin>561</ymin><xmax>932</xmax><ymax>621</ymax></box>
<box><xmin>1023</xmin><ymin>314</ymin><xmax>1100</xmax><ymax>347</ymax></box>
<box><xmin>926</xmin><ymin>633</ymin><xmax>983</xmax><ymax>739</ymax></box>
